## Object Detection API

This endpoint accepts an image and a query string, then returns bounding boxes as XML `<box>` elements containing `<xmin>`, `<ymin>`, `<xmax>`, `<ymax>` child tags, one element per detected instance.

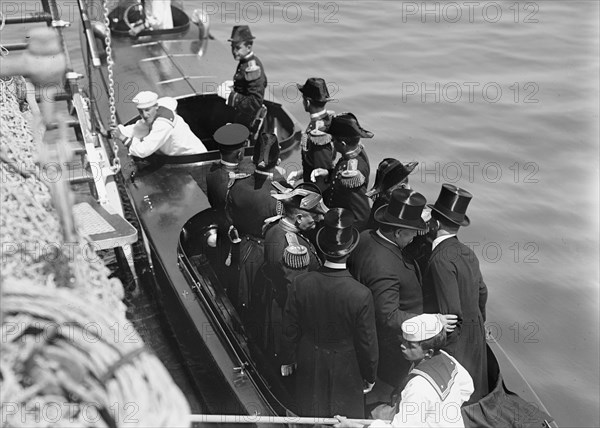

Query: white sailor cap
<box><xmin>402</xmin><ymin>314</ymin><xmax>444</xmax><ymax>342</ymax></box>
<box><xmin>133</xmin><ymin>91</ymin><xmax>159</xmax><ymax>109</ymax></box>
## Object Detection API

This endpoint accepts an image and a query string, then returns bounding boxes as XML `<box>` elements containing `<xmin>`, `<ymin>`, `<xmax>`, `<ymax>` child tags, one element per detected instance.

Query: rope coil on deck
<box><xmin>1</xmin><ymin>76</ymin><xmax>190</xmax><ymax>427</ymax></box>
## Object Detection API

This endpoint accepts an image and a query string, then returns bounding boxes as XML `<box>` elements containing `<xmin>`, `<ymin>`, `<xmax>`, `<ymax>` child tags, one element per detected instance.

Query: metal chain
<box><xmin>103</xmin><ymin>0</ymin><xmax>120</xmax><ymax>173</ymax></box>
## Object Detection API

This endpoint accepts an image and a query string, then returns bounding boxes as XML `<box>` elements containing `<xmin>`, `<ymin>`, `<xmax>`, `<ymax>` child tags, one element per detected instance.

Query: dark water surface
<box><xmin>2</xmin><ymin>1</ymin><xmax>598</xmax><ymax>426</ymax></box>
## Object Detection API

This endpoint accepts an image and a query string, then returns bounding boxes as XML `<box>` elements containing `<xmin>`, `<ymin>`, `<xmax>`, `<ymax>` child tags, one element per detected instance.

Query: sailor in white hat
<box><xmin>335</xmin><ymin>313</ymin><xmax>474</xmax><ymax>428</ymax></box>
<box><xmin>113</xmin><ymin>90</ymin><xmax>207</xmax><ymax>158</ymax></box>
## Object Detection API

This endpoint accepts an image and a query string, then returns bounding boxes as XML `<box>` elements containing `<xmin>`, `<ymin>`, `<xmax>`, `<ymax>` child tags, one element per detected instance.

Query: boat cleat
<box><xmin>51</xmin><ymin>19</ymin><xmax>71</xmax><ymax>28</ymax></box>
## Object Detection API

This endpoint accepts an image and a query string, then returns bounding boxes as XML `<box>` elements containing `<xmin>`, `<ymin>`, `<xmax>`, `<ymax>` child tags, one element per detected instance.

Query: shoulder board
<box><xmin>283</xmin><ymin>232</ymin><xmax>310</xmax><ymax>269</ymax></box>
<box><xmin>245</xmin><ymin>59</ymin><xmax>262</xmax><ymax>81</ymax></box>
<box><xmin>339</xmin><ymin>159</ymin><xmax>365</xmax><ymax>188</ymax></box>
<box><xmin>227</xmin><ymin>171</ymin><xmax>251</xmax><ymax>188</ymax></box>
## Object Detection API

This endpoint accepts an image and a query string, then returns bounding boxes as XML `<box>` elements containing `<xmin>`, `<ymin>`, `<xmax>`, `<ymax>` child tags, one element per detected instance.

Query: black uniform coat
<box><xmin>281</xmin><ymin>267</ymin><xmax>378</xmax><ymax>418</ymax></box>
<box><xmin>422</xmin><ymin>236</ymin><xmax>489</xmax><ymax>403</ymax></box>
<box><xmin>348</xmin><ymin>230</ymin><xmax>422</xmax><ymax>387</ymax></box>
<box><xmin>228</xmin><ymin>53</ymin><xmax>267</xmax><ymax>127</ymax></box>
<box><xmin>261</xmin><ymin>220</ymin><xmax>322</xmax><ymax>354</ymax></box>
<box><xmin>301</xmin><ymin>110</ymin><xmax>334</xmax><ymax>192</ymax></box>
<box><xmin>227</xmin><ymin>172</ymin><xmax>278</xmax><ymax>312</ymax></box>
<box><xmin>324</xmin><ymin>147</ymin><xmax>371</xmax><ymax>231</ymax></box>
<box><xmin>205</xmin><ymin>159</ymin><xmax>254</xmax><ymax>211</ymax></box>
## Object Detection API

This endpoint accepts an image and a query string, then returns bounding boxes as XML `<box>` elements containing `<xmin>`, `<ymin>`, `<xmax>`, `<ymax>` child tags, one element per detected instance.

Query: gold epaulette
<box><xmin>244</xmin><ymin>60</ymin><xmax>262</xmax><ymax>81</ymax></box>
<box><xmin>339</xmin><ymin>158</ymin><xmax>365</xmax><ymax>188</ymax></box>
<box><xmin>307</xmin><ymin>132</ymin><xmax>332</xmax><ymax>146</ymax></box>
<box><xmin>283</xmin><ymin>233</ymin><xmax>309</xmax><ymax>269</ymax></box>
<box><xmin>227</xmin><ymin>171</ymin><xmax>251</xmax><ymax>188</ymax></box>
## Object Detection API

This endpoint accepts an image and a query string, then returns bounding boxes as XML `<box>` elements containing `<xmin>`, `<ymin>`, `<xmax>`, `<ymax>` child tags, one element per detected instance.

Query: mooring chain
<box><xmin>102</xmin><ymin>0</ymin><xmax>120</xmax><ymax>174</ymax></box>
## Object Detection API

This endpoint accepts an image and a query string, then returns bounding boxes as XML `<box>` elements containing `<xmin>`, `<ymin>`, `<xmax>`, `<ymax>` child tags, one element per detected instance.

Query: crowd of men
<box><xmin>117</xmin><ymin>24</ymin><xmax>490</xmax><ymax>428</ymax></box>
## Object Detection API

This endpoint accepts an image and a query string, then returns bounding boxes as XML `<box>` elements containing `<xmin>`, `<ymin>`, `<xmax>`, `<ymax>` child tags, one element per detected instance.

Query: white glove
<box><xmin>310</xmin><ymin>168</ymin><xmax>329</xmax><ymax>182</ymax></box>
<box><xmin>281</xmin><ymin>363</ymin><xmax>296</xmax><ymax>377</ymax></box>
<box><xmin>287</xmin><ymin>170</ymin><xmax>302</xmax><ymax>184</ymax></box>
<box><xmin>363</xmin><ymin>380</ymin><xmax>375</xmax><ymax>394</ymax></box>
<box><xmin>217</xmin><ymin>80</ymin><xmax>234</xmax><ymax>100</ymax></box>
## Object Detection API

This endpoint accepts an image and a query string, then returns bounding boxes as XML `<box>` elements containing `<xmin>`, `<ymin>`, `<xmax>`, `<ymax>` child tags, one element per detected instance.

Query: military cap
<box><xmin>366</xmin><ymin>159</ymin><xmax>418</xmax><ymax>198</ymax></box>
<box><xmin>402</xmin><ymin>314</ymin><xmax>444</xmax><ymax>342</ymax></box>
<box><xmin>214</xmin><ymin>123</ymin><xmax>249</xmax><ymax>151</ymax></box>
<box><xmin>271</xmin><ymin>182</ymin><xmax>328</xmax><ymax>215</ymax></box>
<box><xmin>132</xmin><ymin>91</ymin><xmax>158</xmax><ymax>109</ymax></box>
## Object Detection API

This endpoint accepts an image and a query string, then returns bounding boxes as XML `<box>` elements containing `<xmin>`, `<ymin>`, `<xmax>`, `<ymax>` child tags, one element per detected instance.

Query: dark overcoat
<box><xmin>422</xmin><ymin>236</ymin><xmax>489</xmax><ymax>403</ymax></box>
<box><xmin>348</xmin><ymin>230</ymin><xmax>422</xmax><ymax>386</ymax></box>
<box><xmin>281</xmin><ymin>267</ymin><xmax>378</xmax><ymax>418</ymax></box>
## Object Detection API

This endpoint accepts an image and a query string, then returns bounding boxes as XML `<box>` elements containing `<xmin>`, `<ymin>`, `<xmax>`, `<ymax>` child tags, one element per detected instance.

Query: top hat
<box><xmin>402</xmin><ymin>314</ymin><xmax>444</xmax><ymax>342</ymax></box>
<box><xmin>297</xmin><ymin>77</ymin><xmax>333</xmax><ymax>103</ymax></box>
<box><xmin>228</xmin><ymin>25</ymin><xmax>255</xmax><ymax>44</ymax></box>
<box><xmin>132</xmin><ymin>91</ymin><xmax>158</xmax><ymax>109</ymax></box>
<box><xmin>272</xmin><ymin>182</ymin><xmax>329</xmax><ymax>215</ymax></box>
<box><xmin>253</xmin><ymin>132</ymin><xmax>280</xmax><ymax>170</ymax></box>
<box><xmin>428</xmin><ymin>183</ymin><xmax>472</xmax><ymax>227</ymax></box>
<box><xmin>374</xmin><ymin>188</ymin><xmax>427</xmax><ymax>231</ymax></box>
<box><xmin>366</xmin><ymin>159</ymin><xmax>418</xmax><ymax>198</ymax></box>
<box><xmin>316</xmin><ymin>208</ymin><xmax>360</xmax><ymax>258</ymax></box>
<box><xmin>213</xmin><ymin>123</ymin><xmax>249</xmax><ymax>151</ymax></box>
<box><xmin>328</xmin><ymin>113</ymin><xmax>374</xmax><ymax>139</ymax></box>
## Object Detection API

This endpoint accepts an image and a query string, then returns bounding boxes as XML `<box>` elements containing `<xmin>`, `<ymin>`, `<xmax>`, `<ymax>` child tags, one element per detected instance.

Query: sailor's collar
<box><xmin>280</xmin><ymin>218</ymin><xmax>300</xmax><ymax>234</ymax></box>
<box><xmin>254</xmin><ymin>170</ymin><xmax>273</xmax><ymax>179</ymax></box>
<box><xmin>310</xmin><ymin>109</ymin><xmax>328</xmax><ymax>120</ymax></box>
<box><xmin>220</xmin><ymin>160</ymin><xmax>239</xmax><ymax>169</ymax></box>
<box><xmin>324</xmin><ymin>260</ymin><xmax>347</xmax><ymax>269</ymax></box>
<box><xmin>343</xmin><ymin>143</ymin><xmax>363</xmax><ymax>160</ymax></box>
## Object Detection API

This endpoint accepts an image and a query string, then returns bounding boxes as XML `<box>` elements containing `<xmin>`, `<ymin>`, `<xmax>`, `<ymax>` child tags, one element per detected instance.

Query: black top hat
<box><xmin>273</xmin><ymin>182</ymin><xmax>328</xmax><ymax>215</ymax></box>
<box><xmin>374</xmin><ymin>188</ymin><xmax>427</xmax><ymax>231</ymax></box>
<box><xmin>428</xmin><ymin>184</ymin><xmax>472</xmax><ymax>227</ymax></box>
<box><xmin>366</xmin><ymin>159</ymin><xmax>418</xmax><ymax>198</ymax></box>
<box><xmin>228</xmin><ymin>25</ymin><xmax>255</xmax><ymax>44</ymax></box>
<box><xmin>329</xmin><ymin>113</ymin><xmax>374</xmax><ymax>139</ymax></box>
<box><xmin>316</xmin><ymin>208</ymin><xmax>360</xmax><ymax>258</ymax></box>
<box><xmin>213</xmin><ymin>123</ymin><xmax>249</xmax><ymax>151</ymax></box>
<box><xmin>297</xmin><ymin>77</ymin><xmax>333</xmax><ymax>103</ymax></box>
<box><xmin>253</xmin><ymin>132</ymin><xmax>280</xmax><ymax>170</ymax></box>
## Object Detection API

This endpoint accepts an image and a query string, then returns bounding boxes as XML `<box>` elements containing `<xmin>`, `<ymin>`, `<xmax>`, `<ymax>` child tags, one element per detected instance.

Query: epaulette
<box><xmin>244</xmin><ymin>59</ymin><xmax>262</xmax><ymax>81</ymax></box>
<box><xmin>308</xmin><ymin>119</ymin><xmax>332</xmax><ymax>145</ymax></box>
<box><xmin>227</xmin><ymin>171</ymin><xmax>251</xmax><ymax>188</ymax></box>
<box><xmin>339</xmin><ymin>158</ymin><xmax>365</xmax><ymax>188</ymax></box>
<box><xmin>283</xmin><ymin>233</ymin><xmax>310</xmax><ymax>269</ymax></box>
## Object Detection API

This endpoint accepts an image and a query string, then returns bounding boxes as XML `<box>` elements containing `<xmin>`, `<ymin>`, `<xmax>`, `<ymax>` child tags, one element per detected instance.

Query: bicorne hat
<box><xmin>228</xmin><ymin>25</ymin><xmax>255</xmax><ymax>44</ymax></box>
<box><xmin>428</xmin><ymin>183</ymin><xmax>472</xmax><ymax>227</ymax></box>
<box><xmin>328</xmin><ymin>112</ymin><xmax>374</xmax><ymax>139</ymax></box>
<box><xmin>374</xmin><ymin>188</ymin><xmax>427</xmax><ymax>231</ymax></box>
<box><xmin>316</xmin><ymin>208</ymin><xmax>360</xmax><ymax>258</ymax></box>
<box><xmin>297</xmin><ymin>77</ymin><xmax>333</xmax><ymax>103</ymax></box>
<box><xmin>272</xmin><ymin>182</ymin><xmax>328</xmax><ymax>215</ymax></box>
<box><xmin>253</xmin><ymin>132</ymin><xmax>280</xmax><ymax>170</ymax></box>
<box><xmin>366</xmin><ymin>159</ymin><xmax>418</xmax><ymax>198</ymax></box>
<box><xmin>213</xmin><ymin>123</ymin><xmax>249</xmax><ymax>151</ymax></box>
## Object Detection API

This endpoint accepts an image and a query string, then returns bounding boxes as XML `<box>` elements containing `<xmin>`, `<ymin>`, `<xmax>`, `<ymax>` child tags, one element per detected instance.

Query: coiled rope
<box><xmin>1</xmin><ymin>74</ymin><xmax>190</xmax><ymax>426</ymax></box>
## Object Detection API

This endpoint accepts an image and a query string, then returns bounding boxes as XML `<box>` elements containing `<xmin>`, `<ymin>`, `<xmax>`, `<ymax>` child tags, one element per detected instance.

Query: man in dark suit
<box><xmin>313</xmin><ymin>113</ymin><xmax>373</xmax><ymax>231</ymax></box>
<box><xmin>227</xmin><ymin>133</ymin><xmax>280</xmax><ymax>317</ymax></box>
<box><xmin>281</xmin><ymin>208</ymin><xmax>378</xmax><ymax>418</ymax></box>
<box><xmin>422</xmin><ymin>183</ymin><xmax>489</xmax><ymax>403</ymax></box>
<box><xmin>348</xmin><ymin>188</ymin><xmax>428</xmax><ymax>390</ymax></box>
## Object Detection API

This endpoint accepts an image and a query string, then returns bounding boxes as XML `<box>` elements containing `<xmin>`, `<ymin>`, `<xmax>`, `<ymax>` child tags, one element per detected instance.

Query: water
<box><xmin>2</xmin><ymin>1</ymin><xmax>598</xmax><ymax>426</ymax></box>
